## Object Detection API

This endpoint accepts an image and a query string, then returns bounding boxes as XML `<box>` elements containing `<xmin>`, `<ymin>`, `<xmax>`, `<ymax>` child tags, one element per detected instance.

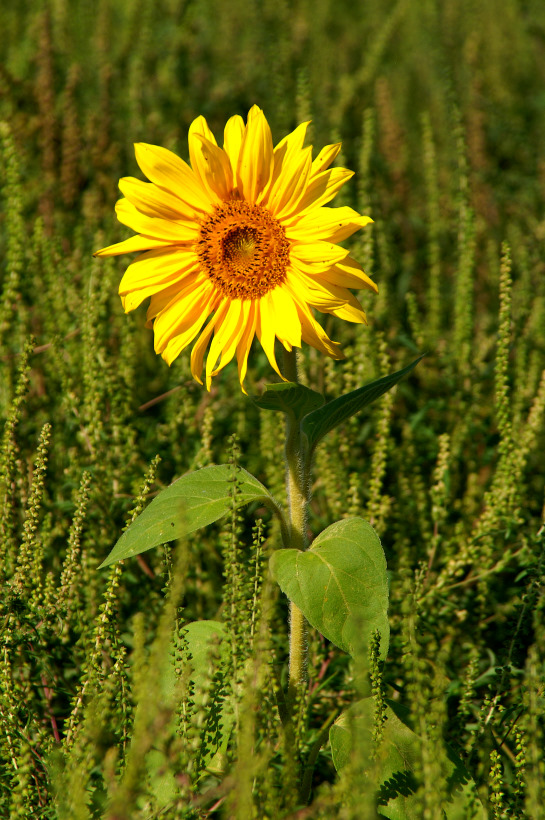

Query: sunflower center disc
<box><xmin>197</xmin><ymin>200</ymin><xmax>290</xmax><ymax>299</ymax></box>
<box><xmin>222</xmin><ymin>227</ymin><xmax>257</xmax><ymax>267</ymax></box>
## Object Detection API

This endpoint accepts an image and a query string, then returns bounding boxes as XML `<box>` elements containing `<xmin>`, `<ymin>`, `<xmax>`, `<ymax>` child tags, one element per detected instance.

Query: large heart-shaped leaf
<box><xmin>270</xmin><ymin>517</ymin><xmax>389</xmax><ymax>658</ymax></box>
<box><xmin>100</xmin><ymin>465</ymin><xmax>277</xmax><ymax>568</ymax></box>
<box><xmin>330</xmin><ymin>698</ymin><xmax>485</xmax><ymax>819</ymax></box>
<box><xmin>252</xmin><ymin>381</ymin><xmax>325</xmax><ymax>420</ymax></box>
<box><xmin>301</xmin><ymin>356</ymin><xmax>424</xmax><ymax>455</ymax></box>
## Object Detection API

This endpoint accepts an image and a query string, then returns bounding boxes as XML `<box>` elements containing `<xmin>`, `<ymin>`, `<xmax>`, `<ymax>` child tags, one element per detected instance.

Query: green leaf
<box><xmin>150</xmin><ymin>620</ymin><xmax>233</xmax><ymax>808</ymax></box>
<box><xmin>270</xmin><ymin>517</ymin><xmax>389</xmax><ymax>658</ymax></box>
<box><xmin>100</xmin><ymin>465</ymin><xmax>276</xmax><ymax>568</ymax></box>
<box><xmin>301</xmin><ymin>355</ymin><xmax>424</xmax><ymax>454</ymax></box>
<box><xmin>329</xmin><ymin>699</ymin><xmax>485</xmax><ymax>819</ymax></box>
<box><xmin>252</xmin><ymin>381</ymin><xmax>325</xmax><ymax>420</ymax></box>
<box><xmin>160</xmin><ymin>620</ymin><xmax>230</xmax><ymax>704</ymax></box>
<box><xmin>176</xmin><ymin>621</ymin><xmax>235</xmax><ymax>774</ymax></box>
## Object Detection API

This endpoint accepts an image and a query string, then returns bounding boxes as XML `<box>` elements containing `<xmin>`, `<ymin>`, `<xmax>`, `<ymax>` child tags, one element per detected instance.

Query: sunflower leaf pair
<box><xmin>251</xmin><ymin>380</ymin><xmax>325</xmax><ymax>420</ymax></box>
<box><xmin>254</xmin><ymin>354</ymin><xmax>424</xmax><ymax>460</ymax></box>
<box><xmin>100</xmin><ymin>357</ymin><xmax>421</xmax><ymax>570</ymax></box>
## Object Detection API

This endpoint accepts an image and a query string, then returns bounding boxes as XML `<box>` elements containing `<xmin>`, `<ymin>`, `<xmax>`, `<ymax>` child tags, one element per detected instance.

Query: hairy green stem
<box><xmin>283</xmin><ymin>348</ymin><xmax>309</xmax><ymax>711</ymax></box>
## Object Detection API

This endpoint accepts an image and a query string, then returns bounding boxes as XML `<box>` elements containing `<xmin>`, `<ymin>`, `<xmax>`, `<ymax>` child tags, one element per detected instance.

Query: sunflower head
<box><xmin>94</xmin><ymin>106</ymin><xmax>376</xmax><ymax>392</ymax></box>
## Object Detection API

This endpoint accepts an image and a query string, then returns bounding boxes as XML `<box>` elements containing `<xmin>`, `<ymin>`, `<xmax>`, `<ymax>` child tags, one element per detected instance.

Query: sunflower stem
<box><xmin>283</xmin><ymin>348</ymin><xmax>309</xmax><ymax>715</ymax></box>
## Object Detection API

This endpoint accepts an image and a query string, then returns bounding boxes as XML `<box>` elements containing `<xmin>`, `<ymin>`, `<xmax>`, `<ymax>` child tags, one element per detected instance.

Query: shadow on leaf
<box><xmin>377</xmin><ymin>769</ymin><xmax>418</xmax><ymax>805</ymax></box>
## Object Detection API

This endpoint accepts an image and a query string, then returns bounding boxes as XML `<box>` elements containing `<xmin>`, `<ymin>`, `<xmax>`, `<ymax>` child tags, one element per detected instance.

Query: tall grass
<box><xmin>1</xmin><ymin>1</ymin><xmax>545</xmax><ymax>817</ymax></box>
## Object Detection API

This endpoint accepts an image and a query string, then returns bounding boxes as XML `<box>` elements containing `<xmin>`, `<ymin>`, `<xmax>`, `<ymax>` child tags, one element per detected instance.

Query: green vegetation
<box><xmin>1</xmin><ymin>1</ymin><xmax>545</xmax><ymax>817</ymax></box>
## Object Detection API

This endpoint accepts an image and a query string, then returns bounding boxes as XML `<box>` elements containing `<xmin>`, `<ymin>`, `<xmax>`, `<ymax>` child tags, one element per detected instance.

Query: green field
<box><xmin>1</xmin><ymin>1</ymin><xmax>545</xmax><ymax>817</ymax></box>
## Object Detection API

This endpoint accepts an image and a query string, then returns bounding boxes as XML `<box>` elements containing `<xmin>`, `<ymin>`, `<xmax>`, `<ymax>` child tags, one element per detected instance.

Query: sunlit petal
<box><xmin>94</xmin><ymin>234</ymin><xmax>171</xmax><ymax>257</ymax></box>
<box><xmin>224</xmin><ymin>115</ymin><xmax>246</xmax><ymax>177</ymax></box>
<box><xmin>115</xmin><ymin>199</ymin><xmax>198</xmax><ymax>242</ymax></box>
<box><xmin>134</xmin><ymin>142</ymin><xmax>214</xmax><ymax>214</ymax></box>
<box><xmin>295</xmin><ymin>167</ymin><xmax>354</xmax><ymax>215</ymax></box>
<box><xmin>236</xmin><ymin>301</ymin><xmax>258</xmax><ymax>393</ymax></box>
<box><xmin>286</xmin><ymin>206</ymin><xmax>373</xmax><ymax>243</ymax></box>
<box><xmin>119</xmin><ymin>249</ymin><xmax>200</xmax><ymax>310</ymax></box>
<box><xmin>236</xmin><ymin>106</ymin><xmax>274</xmax><ymax>204</ymax></box>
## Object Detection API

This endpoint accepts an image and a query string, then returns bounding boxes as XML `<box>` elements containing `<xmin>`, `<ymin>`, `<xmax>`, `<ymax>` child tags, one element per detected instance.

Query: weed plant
<box><xmin>1</xmin><ymin>1</ymin><xmax>545</xmax><ymax>818</ymax></box>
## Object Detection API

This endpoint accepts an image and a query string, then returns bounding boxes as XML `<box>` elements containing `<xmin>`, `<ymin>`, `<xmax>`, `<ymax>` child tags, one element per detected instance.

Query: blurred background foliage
<box><xmin>1</xmin><ymin>0</ymin><xmax>545</xmax><ymax>817</ymax></box>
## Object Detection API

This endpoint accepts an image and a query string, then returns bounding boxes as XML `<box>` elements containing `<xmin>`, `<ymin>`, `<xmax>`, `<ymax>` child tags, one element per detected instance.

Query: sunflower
<box><xmin>94</xmin><ymin>105</ymin><xmax>376</xmax><ymax>391</ymax></box>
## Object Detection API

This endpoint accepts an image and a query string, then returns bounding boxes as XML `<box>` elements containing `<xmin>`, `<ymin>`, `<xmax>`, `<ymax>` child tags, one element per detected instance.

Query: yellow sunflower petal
<box><xmin>191</xmin><ymin>134</ymin><xmax>233</xmax><ymax>201</ymax></box>
<box><xmin>188</xmin><ymin>118</ymin><xmax>229</xmax><ymax>204</ymax></box>
<box><xmin>326</xmin><ymin>255</ymin><xmax>378</xmax><ymax>293</ymax></box>
<box><xmin>146</xmin><ymin>285</ymin><xmax>180</xmax><ymax>326</ymax></box>
<box><xmin>213</xmin><ymin>301</ymin><xmax>254</xmax><ymax>379</ymax></box>
<box><xmin>295</xmin><ymin>167</ymin><xmax>354</xmax><ymax>215</ymax></box>
<box><xmin>272</xmin><ymin>121</ymin><xmax>310</xmax><ymax>167</ymax></box>
<box><xmin>160</xmin><ymin>288</ymin><xmax>218</xmax><ymax>365</ymax></box>
<box><xmin>115</xmin><ymin>198</ymin><xmax>199</xmax><ymax>243</ymax></box>
<box><xmin>236</xmin><ymin>301</ymin><xmax>258</xmax><ymax>393</ymax></box>
<box><xmin>126</xmin><ymin>268</ymin><xmax>204</xmax><ymax>317</ymax></box>
<box><xmin>285</xmin><ymin>265</ymin><xmax>348</xmax><ymax>310</ymax></box>
<box><xmin>94</xmin><ymin>234</ymin><xmax>170</xmax><ymax>257</ymax></box>
<box><xmin>260</xmin><ymin>120</ymin><xmax>310</xmax><ymax>205</ymax></box>
<box><xmin>119</xmin><ymin>248</ymin><xmax>199</xmax><ymax>302</ymax></box>
<box><xmin>256</xmin><ymin>293</ymin><xmax>285</xmax><ymax>379</ymax></box>
<box><xmin>311</xmin><ymin>143</ymin><xmax>341</xmax><ymax>175</ymax></box>
<box><xmin>146</xmin><ymin>277</ymin><xmax>214</xmax><ymax>327</ymax></box>
<box><xmin>152</xmin><ymin>276</ymin><xmax>215</xmax><ymax>353</ymax></box>
<box><xmin>134</xmin><ymin>142</ymin><xmax>214</xmax><ymax>215</ymax></box>
<box><xmin>286</xmin><ymin>206</ymin><xmax>373</xmax><ymax>243</ymax></box>
<box><xmin>119</xmin><ymin>176</ymin><xmax>200</xmax><ymax>221</ymax></box>
<box><xmin>190</xmin><ymin>300</ymin><xmax>229</xmax><ymax>385</ymax></box>
<box><xmin>267</xmin><ymin>147</ymin><xmax>313</xmax><ymax>219</ymax></box>
<box><xmin>314</xmin><ymin>281</ymin><xmax>368</xmax><ymax>324</ymax></box>
<box><xmin>269</xmin><ymin>285</ymin><xmax>302</xmax><ymax>349</ymax></box>
<box><xmin>291</xmin><ymin>295</ymin><xmax>345</xmax><ymax>360</ymax></box>
<box><xmin>236</xmin><ymin>106</ymin><xmax>274</xmax><ymax>204</ymax></box>
<box><xmin>187</xmin><ymin>115</ymin><xmax>219</xmax><ymax>182</ymax></box>
<box><xmin>247</xmin><ymin>104</ymin><xmax>261</xmax><ymax>122</ymax></box>
<box><xmin>328</xmin><ymin>301</ymin><xmax>367</xmax><ymax>324</ymax></box>
<box><xmin>146</xmin><ymin>281</ymin><xmax>188</xmax><ymax>325</ymax></box>
<box><xmin>290</xmin><ymin>240</ymin><xmax>348</xmax><ymax>269</ymax></box>
<box><xmin>223</xmin><ymin>115</ymin><xmax>245</xmax><ymax>176</ymax></box>
<box><xmin>206</xmin><ymin>299</ymin><xmax>245</xmax><ymax>388</ymax></box>
<box><xmin>188</xmin><ymin>115</ymin><xmax>218</xmax><ymax>147</ymax></box>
